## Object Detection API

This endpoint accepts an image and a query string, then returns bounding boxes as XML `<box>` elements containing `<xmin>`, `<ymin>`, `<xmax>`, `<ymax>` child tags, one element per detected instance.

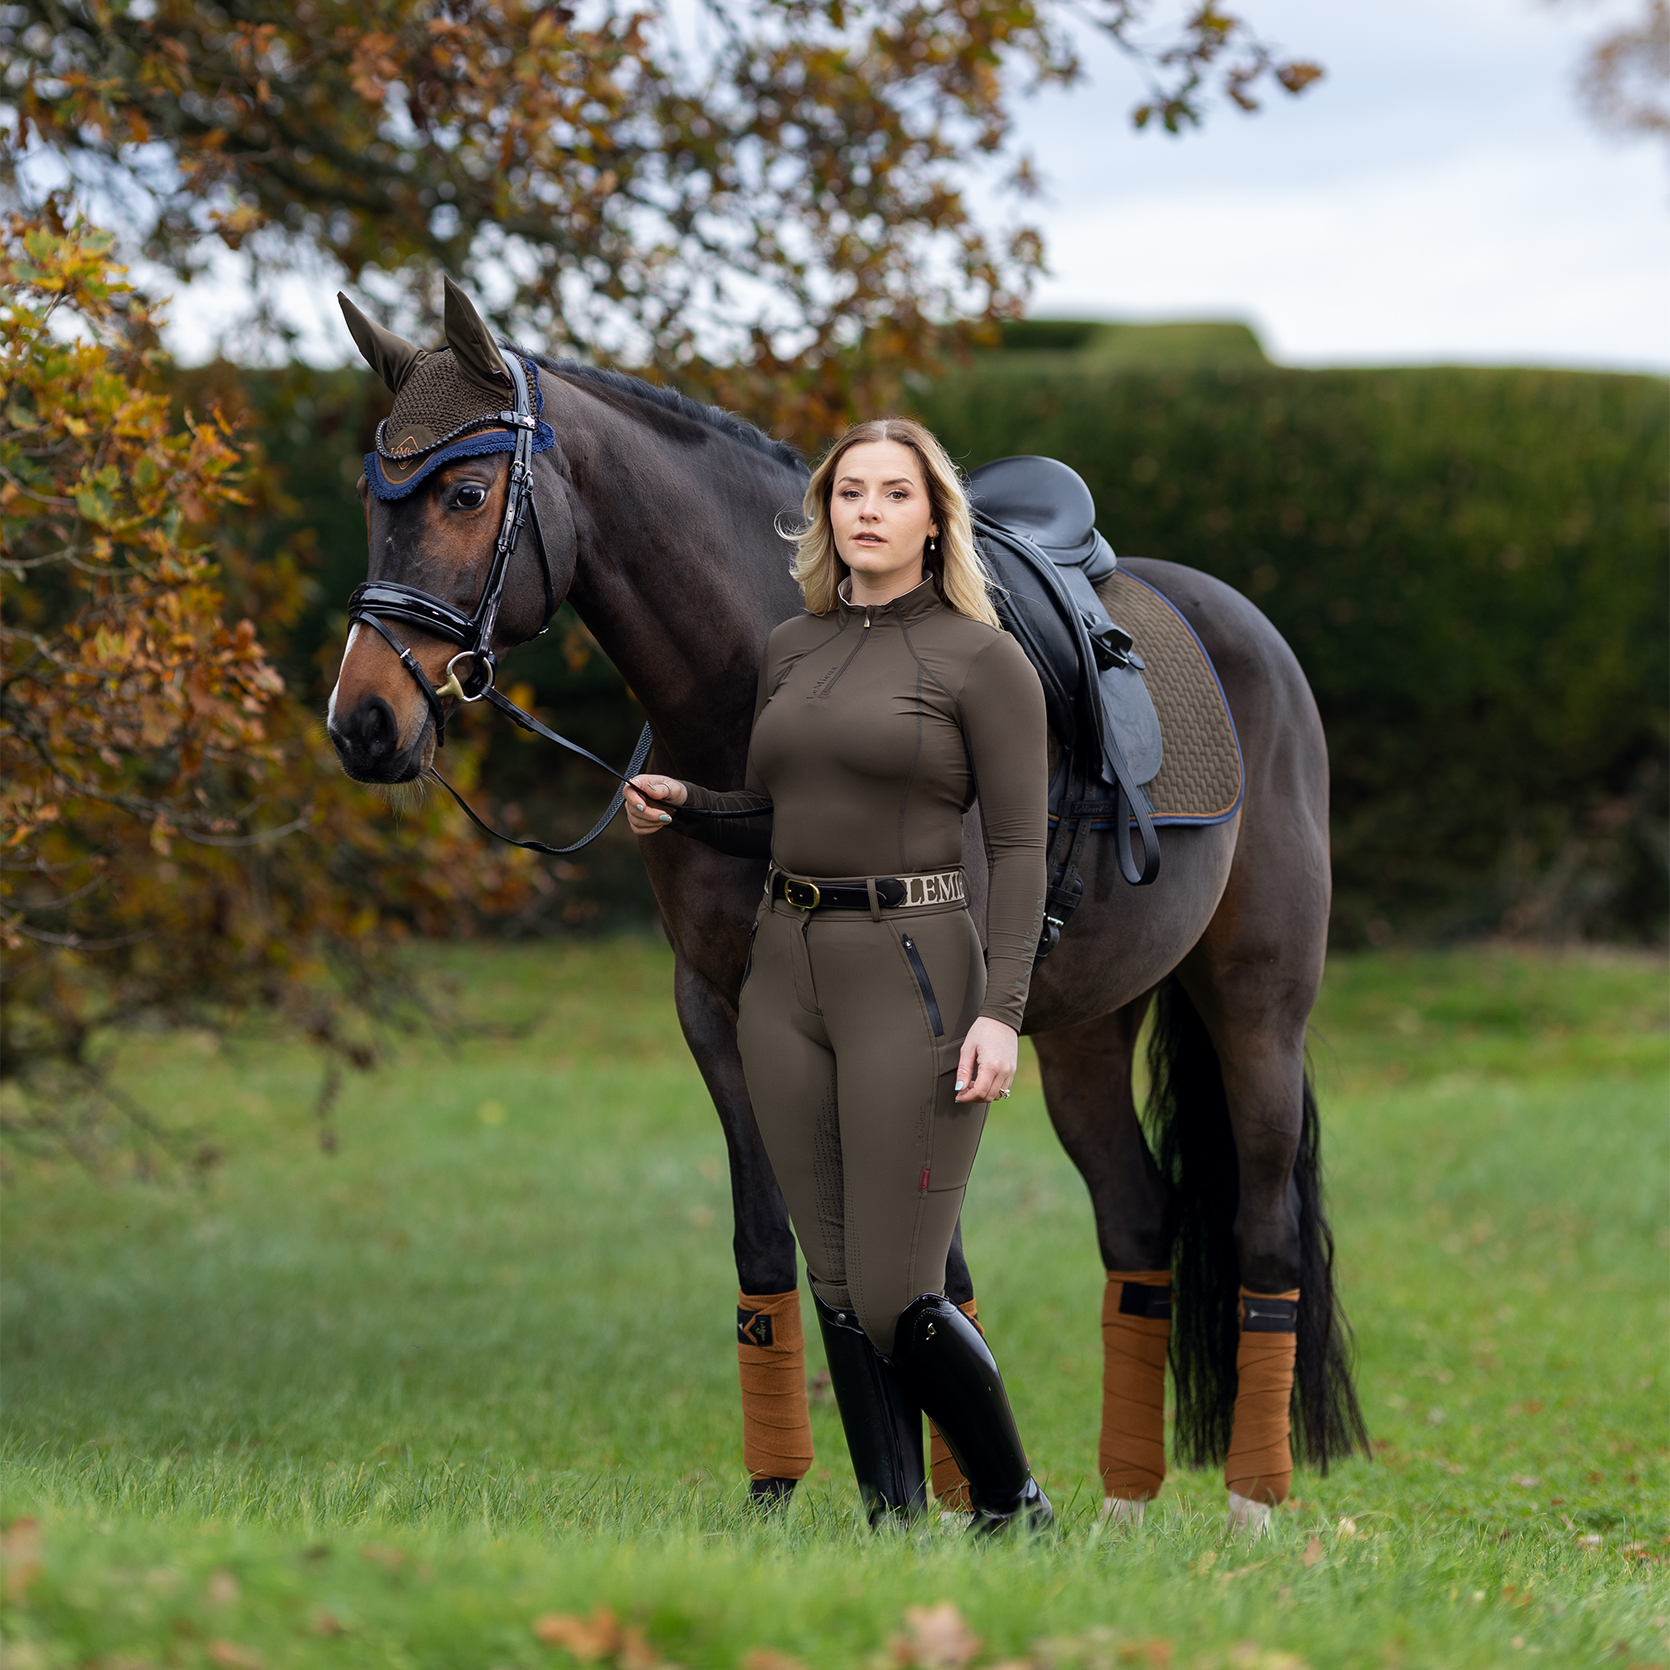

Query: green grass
<box><xmin>2</xmin><ymin>943</ymin><xmax>1666</xmax><ymax>1668</ymax></box>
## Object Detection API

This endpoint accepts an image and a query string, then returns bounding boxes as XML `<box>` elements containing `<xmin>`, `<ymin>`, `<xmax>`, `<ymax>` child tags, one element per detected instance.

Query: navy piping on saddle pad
<box><xmin>1048</xmin><ymin>569</ymin><xmax>1245</xmax><ymax>834</ymax></box>
<box><xmin>362</xmin><ymin>355</ymin><xmax>556</xmax><ymax>501</ymax></box>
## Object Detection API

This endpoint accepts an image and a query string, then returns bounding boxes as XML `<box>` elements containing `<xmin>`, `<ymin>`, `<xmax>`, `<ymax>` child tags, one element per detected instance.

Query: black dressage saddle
<box><xmin>968</xmin><ymin>456</ymin><xmax>1162</xmax><ymax>951</ymax></box>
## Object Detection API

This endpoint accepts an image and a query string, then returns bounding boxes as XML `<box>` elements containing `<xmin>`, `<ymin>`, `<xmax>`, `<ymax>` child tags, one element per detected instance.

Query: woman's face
<box><xmin>829</xmin><ymin>439</ymin><xmax>940</xmax><ymax>599</ymax></box>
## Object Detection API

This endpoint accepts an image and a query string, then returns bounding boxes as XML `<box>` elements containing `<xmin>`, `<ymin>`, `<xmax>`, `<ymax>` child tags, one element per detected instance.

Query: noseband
<box><xmin>344</xmin><ymin>353</ymin><xmax>653</xmax><ymax>855</ymax></box>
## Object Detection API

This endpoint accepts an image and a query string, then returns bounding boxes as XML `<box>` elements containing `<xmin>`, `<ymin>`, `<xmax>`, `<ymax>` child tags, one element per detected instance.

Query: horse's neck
<box><xmin>560</xmin><ymin>389</ymin><xmax>805</xmax><ymax>781</ymax></box>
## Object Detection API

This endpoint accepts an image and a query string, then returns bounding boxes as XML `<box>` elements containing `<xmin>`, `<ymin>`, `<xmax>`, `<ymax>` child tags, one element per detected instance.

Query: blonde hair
<box><xmin>790</xmin><ymin>417</ymin><xmax>1000</xmax><ymax>628</ymax></box>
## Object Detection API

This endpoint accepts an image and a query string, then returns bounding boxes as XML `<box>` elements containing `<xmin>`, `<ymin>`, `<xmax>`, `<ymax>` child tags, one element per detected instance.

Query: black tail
<box><xmin>1291</xmin><ymin>1068</ymin><xmax>1371</xmax><ymax>1465</ymax></box>
<box><xmin>1144</xmin><ymin>977</ymin><xmax>1369</xmax><ymax>1471</ymax></box>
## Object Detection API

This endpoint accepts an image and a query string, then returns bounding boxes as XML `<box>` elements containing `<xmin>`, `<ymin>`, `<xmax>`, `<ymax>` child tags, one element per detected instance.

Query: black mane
<box><xmin>511</xmin><ymin>346</ymin><xmax>808</xmax><ymax>477</ymax></box>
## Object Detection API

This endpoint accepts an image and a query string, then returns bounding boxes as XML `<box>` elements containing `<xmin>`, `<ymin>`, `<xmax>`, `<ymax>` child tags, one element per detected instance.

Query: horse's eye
<box><xmin>455</xmin><ymin>483</ymin><xmax>487</xmax><ymax>509</ymax></box>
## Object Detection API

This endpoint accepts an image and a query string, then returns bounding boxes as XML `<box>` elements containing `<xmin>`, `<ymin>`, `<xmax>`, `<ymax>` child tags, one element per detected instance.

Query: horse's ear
<box><xmin>443</xmin><ymin>275</ymin><xmax>512</xmax><ymax>393</ymax></box>
<box><xmin>337</xmin><ymin>293</ymin><xmax>428</xmax><ymax>394</ymax></box>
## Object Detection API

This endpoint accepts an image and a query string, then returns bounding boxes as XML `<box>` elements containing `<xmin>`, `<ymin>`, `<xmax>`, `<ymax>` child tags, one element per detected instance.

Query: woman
<box><xmin>627</xmin><ymin>418</ymin><xmax>1051</xmax><ymax>1535</ymax></box>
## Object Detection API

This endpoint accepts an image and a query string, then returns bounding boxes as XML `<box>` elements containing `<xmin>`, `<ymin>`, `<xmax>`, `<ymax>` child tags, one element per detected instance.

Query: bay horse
<box><xmin>325</xmin><ymin>291</ymin><xmax>1367</xmax><ymax>1532</ymax></box>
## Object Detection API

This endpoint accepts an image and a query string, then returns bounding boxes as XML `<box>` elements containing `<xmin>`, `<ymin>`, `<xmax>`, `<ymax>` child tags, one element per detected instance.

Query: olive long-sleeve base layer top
<box><xmin>670</xmin><ymin>578</ymin><xmax>1047</xmax><ymax>1030</ymax></box>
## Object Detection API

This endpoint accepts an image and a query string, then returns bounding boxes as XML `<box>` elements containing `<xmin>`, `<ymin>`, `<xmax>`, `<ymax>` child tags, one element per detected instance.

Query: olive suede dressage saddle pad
<box><xmin>1091</xmin><ymin>567</ymin><xmax>1242</xmax><ymax>828</ymax></box>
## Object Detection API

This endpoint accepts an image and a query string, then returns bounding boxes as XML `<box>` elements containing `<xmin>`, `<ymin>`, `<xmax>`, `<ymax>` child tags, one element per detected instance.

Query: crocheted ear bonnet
<box><xmin>339</xmin><ymin>277</ymin><xmax>555</xmax><ymax>500</ymax></box>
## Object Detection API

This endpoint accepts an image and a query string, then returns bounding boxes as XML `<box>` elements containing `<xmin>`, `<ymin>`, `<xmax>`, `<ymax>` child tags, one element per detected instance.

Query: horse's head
<box><xmin>327</xmin><ymin>278</ymin><xmax>577</xmax><ymax>782</ymax></box>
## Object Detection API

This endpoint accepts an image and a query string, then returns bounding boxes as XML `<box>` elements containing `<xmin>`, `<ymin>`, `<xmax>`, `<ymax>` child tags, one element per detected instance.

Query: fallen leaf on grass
<box><xmin>894</xmin><ymin>1602</ymin><xmax>982</xmax><ymax>1670</ymax></box>
<box><xmin>1122</xmin><ymin>1644</ymin><xmax>1172</xmax><ymax>1668</ymax></box>
<box><xmin>206</xmin><ymin>1569</ymin><xmax>240</xmax><ymax>1607</ymax></box>
<box><xmin>536</xmin><ymin>1609</ymin><xmax>618</xmax><ymax>1660</ymax></box>
<box><xmin>1026</xmin><ymin>1628</ymin><xmax>1171</xmax><ymax>1669</ymax></box>
<box><xmin>1302</xmin><ymin>1537</ymin><xmax>1323</xmax><ymax>1568</ymax></box>
<box><xmin>742</xmin><ymin>1651</ymin><xmax>812</xmax><ymax>1670</ymax></box>
<box><xmin>206</xmin><ymin>1641</ymin><xmax>264</xmax><ymax>1670</ymax></box>
<box><xmin>534</xmin><ymin>1608</ymin><xmax>668</xmax><ymax>1670</ymax></box>
<box><xmin>312</xmin><ymin>1608</ymin><xmax>348</xmax><ymax>1636</ymax></box>
<box><xmin>1</xmin><ymin>1518</ymin><xmax>42</xmax><ymax>1602</ymax></box>
<box><xmin>359</xmin><ymin>1543</ymin><xmax>408</xmax><ymax>1571</ymax></box>
<box><xmin>616</xmin><ymin>1631</ymin><xmax>663</xmax><ymax>1670</ymax></box>
<box><xmin>1022</xmin><ymin>1629</ymin><xmax>1169</xmax><ymax>1670</ymax></box>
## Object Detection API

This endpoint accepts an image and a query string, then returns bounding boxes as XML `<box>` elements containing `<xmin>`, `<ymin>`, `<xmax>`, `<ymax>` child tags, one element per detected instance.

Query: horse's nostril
<box><xmin>346</xmin><ymin>695</ymin><xmax>399</xmax><ymax>756</ymax></box>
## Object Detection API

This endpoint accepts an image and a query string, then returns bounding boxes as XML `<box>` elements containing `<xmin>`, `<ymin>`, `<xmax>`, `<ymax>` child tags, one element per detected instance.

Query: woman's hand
<box><xmin>955</xmin><ymin>1017</ymin><xmax>1019</xmax><ymax>1104</ymax></box>
<box><xmin>625</xmin><ymin>774</ymin><xmax>688</xmax><ymax>836</ymax></box>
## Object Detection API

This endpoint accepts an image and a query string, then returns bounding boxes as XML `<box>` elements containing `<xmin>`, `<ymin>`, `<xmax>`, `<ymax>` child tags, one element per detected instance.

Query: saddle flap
<box><xmin>976</xmin><ymin>506</ymin><xmax>1162</xmax><ymax>800</ymax></box>
<box><xmin>1055</xmin><ymin>565</ymin><xmax>1162</xmax><ymax>787</ymax></box>
<box><xmin>968</xmin><ymin>456</ymin><xmax>1117</xmax><ymax>582</ymax></box>
<box><xmin>974</xmin><ymin>513</ymin><xmax>1082</xmax><ymax>769</ymax></box>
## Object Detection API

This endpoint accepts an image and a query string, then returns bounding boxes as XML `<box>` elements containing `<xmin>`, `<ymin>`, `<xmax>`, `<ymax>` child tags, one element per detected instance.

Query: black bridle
<box><xmin>346</xmin><ymin>353</ymin><xmax>654</xmax><ymax>856</ymax></box>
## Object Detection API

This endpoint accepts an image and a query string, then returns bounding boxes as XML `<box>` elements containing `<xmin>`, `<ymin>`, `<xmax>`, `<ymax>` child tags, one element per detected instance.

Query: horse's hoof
<box><xmin>1101</xmin><ymin>1496</ymin><xmax>1147</xmax><ymax>1525</ymax></box>
<box><xmin>938</xmin><ymin>1509</ymin><xmax>975</xmax><ymax>1533</ymax></box>
<box><xmin>748</xmin><ymin>1477</ymin><xmax>797</xmax><ymax>1510</ymax></box>
<box><xmin>1226</xmin><ymin>1491</ymin><xmax>1272</xmax><ymax>1537</ymax></box>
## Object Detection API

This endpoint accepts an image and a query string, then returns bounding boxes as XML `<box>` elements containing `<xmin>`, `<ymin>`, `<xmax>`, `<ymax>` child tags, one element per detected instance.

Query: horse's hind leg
<box><xmin>1172</xmin><ymin>843</ymin><xmax>1367</xmax><ymax>1533</ymax></box>
<box><xmin>1033</xmin><ymin>999</ymin><xmax>1174</xmax><ymax>1521</ymax></box>
<box><xmin>1172</xmin><ymin>940</ymin><xmax>1312</xmax><ymax>1533</ymax></box>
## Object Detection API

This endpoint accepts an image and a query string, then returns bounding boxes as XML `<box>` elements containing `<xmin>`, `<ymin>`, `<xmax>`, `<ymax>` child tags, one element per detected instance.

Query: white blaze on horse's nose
<box><xmin>326</xmin><ymin>622</ymin><xmax>362</xmax><ymax>729</ymax></box>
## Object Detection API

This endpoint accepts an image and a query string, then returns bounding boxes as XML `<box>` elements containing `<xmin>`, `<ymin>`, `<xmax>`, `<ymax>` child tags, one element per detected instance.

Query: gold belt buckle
<box><xmin>783</xmin><ymin>878</ymin><xmax>822</xmax><ymax>911</ymax></box>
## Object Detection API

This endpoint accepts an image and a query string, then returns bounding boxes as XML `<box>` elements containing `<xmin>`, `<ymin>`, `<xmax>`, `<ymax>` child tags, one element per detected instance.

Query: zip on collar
<box><xmin>835</xmin><ymin>575</ymin><xmax>943</xmax><ymax>624</ymax></box>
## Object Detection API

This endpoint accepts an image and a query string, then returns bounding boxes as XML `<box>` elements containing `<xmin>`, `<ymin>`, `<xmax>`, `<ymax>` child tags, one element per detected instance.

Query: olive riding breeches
<box><xmin>737</xmin><ymin>890</ymin><xmax>990</xmax><ymax>1356</ymax></box>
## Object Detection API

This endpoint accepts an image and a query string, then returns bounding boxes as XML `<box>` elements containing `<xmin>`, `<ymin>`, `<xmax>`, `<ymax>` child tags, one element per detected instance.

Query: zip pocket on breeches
<box><xmin>900</xmin><ymin>934</ymin><xmax>944</xmax><ymax>1037</ymax></box>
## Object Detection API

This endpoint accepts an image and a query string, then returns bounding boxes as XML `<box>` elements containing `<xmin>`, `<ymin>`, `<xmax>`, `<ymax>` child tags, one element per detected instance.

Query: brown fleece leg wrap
<box><xmin>1100</xmin><ymin>1270</ymin><xmax>1173</xmax><ymax>1501</ymax></box>
<box><xmin>736</xmin><ymin>1289</ymin><xmax>813</xmax><ymax>1481</ymax></box>
<box><xmin>928</xmin><ymin>1299</ymin><xmax>983</xmax><ymax>1508</ymax></box>
<box><xmin>1224</xmin><ymin>1287</ymin><xmax>1300</xmax><ymax>1506</ymax></box>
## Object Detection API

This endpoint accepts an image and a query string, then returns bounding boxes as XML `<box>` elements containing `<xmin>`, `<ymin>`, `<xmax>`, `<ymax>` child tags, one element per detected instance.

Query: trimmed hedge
<box><xmin>914</xmin><ymin>360</ymin><xmax>1668</xmax><ymax>943</ymax></box>
<box><xmin>183</xmin><ymin>356</ymin><xmax>1667</xmax><ymax>942</ymax></box>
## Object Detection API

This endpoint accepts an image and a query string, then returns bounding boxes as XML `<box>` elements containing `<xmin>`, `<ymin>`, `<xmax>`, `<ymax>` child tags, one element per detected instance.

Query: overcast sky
<box><xmin>159</xmin><ymin>0</ymin><xmax>1668</xmax><ymax>373</ymax></box>
<box><xmin>1000</xmin><ymin>0</ymin><xmax>1668</xmax><ymax>370</ymax></box>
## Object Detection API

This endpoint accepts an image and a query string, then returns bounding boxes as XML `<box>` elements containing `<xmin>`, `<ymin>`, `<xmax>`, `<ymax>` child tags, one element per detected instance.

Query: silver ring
<box><xmin>997</xmin><ymin>1088</ymin><xmax>1012</xmax><ymax>1099</ymax></box>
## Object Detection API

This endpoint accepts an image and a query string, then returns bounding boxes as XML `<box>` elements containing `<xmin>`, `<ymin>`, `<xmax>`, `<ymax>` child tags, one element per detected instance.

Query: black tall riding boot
<box><xmin>888</xmin><ymin>1293</ymin><xmax>1054</xmax><ymax>1537</ymax></box>
<box><xmin>813</xmin><ymin>1291</ymin><xmax>928</xmax><ymax>1527</ymax></box>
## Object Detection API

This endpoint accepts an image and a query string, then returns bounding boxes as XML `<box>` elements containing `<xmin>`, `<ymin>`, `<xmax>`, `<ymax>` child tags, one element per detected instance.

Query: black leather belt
<box><xmin>772</xmin><ymin>875</ymin><xmax>907</xmax><ymax>911</ymax></box>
